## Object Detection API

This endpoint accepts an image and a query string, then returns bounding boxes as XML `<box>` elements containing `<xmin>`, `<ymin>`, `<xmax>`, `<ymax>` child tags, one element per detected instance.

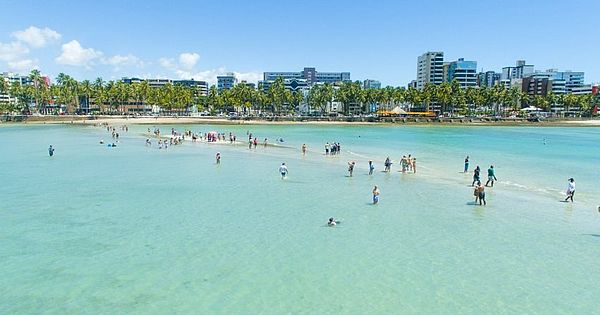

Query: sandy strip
<box><xmin>5</xmin><ymin>116</ymin><xmax>600</xmax><ymax>127</ymax></box>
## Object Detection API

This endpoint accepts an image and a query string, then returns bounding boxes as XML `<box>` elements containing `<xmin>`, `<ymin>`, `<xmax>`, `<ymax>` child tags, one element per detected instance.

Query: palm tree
<box><xmin>336</xmin><ymin>81</ymin><xmax>363</xmax><ymax>115</ymax></box>
<box><xmin>405</xmin><ymin>87</ymin><xmax>421</xmax><ymax>112</ymax></box>
<box><xmin>79</xmin><ymin>80</ymin><xmax>92</xmax><ymax>114</ymax></box>
<box><xmin>291</xmin><ymin>90</ymin><xmax>304</xmax><ymax>114</ymax></box>
<box><xmin>507</xmin><ymin>86</ymin><xmax>522</xmax><ymax>113</ymax></box>
<box><xmin>92</xmin><ymin>78</ymin><xmax>105</xmax><ymax>113</ymax></box>
<box><xmin>392</xmin><ymin>87</ymin><xmax>406</xmax><ymax>110</ymax></box>
<box><xmin>422</xmin><ymin>84</ymin><xmax>436</xmax><ymax>114</ymax></box>
<box><xmin>206</xmin><ymin>85</ymin><xmax>219</xmax><ymax>114</ymax></box>
<box><xmin>268</xmin><ymin>77</ymin><xmax>286</xmax><ymax>115</ymax></box>
<box><xmin>435</xmin><ymin>81</ymin><xmax>452</xmax><ymax>114</ymax></box>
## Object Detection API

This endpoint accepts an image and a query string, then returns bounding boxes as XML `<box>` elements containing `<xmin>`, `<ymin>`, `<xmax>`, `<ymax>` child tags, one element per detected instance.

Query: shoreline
<box><xmin>2</xmin><ymin>115</ymin><xmax>600</xmax><ymax>127</ymax></box>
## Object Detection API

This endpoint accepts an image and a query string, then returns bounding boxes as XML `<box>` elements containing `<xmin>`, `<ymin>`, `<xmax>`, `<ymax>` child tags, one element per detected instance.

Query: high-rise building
<box><xmin>147</xmin><ymin>78</ymin><xmax>172</xmax><ymax>89</ymax></box>
<box><xmin>501</xmin><ymin>60</ymin><xmax>534</xmax><ymax>88</ymax></box>
<box><xmin>174</xmin><ymin>79</ymin><xmax>209</xmax><ymax>96</ymax></box>
<box><xmin>1</xmin><ymin>72</ymin><xmax>34</xmax><ymax>106</ymax></box>
<box><xmin>121</xmin><ymin>77</ymin><xmax>144</xmax><ymax>84</ymax></box>
<box><xmin>263</xmin><ymin>67</ymin><xmax>350</xmax><ymax>85</ymax></box>
<box><xmin>258</xmin><ymin>78</ymin><xmax>308</xmax><ymax>93</ymax></box>
<box><xmin>552</xmin><ymin>71</ymin><xmax>585</xmax><ymax>93</ymax></box>
<box><xmin>446</xmin><ymin>58</ymin><xmax>477</xmax><ymax>88</ymax></box>
<box><xmin>522</xmin><ymin>69</ymin><xmax>586</xmax><ymax>96</ymax></box>
<box><xmin>416</xmin><ymin>51</ymin><xmax>444</xmax><ymax>90</ymax></box>
<box><xmin>217</xmin><ymin>73</ymin><xmax>237</xmax><ymax>91</ymax></box>
<box><xmin>363</xmin><ymin>79</ymin><xmax>381</xmax><ymax>89</ymax></box>
<box><xmin>477</xmin><ymin>71</ymin><xmax>501</xmax><ymax>87</ymax></box>
<box><xmin>522</xmin><ymin>71</ymin><xmax>566</xmax><ymax>96</ymax></box>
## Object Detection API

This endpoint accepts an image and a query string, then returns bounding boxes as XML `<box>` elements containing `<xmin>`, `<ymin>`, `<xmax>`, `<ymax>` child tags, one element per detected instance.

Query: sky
<box><xmin>0</xmin><ymin>0</ymin><xmax>598</xmax><ymax>86</ymax></box>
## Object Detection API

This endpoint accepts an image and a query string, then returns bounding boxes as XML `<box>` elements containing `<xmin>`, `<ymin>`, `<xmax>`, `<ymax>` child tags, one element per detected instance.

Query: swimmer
<box><xmin>100</xmin><ymin>140</ymin><xmax>104</xmax><ymax>144</ymax></box>
<box><xmin>328</xmin><ymin>217</ymin><xmax>340</xmax><ymax>226</ymax></box>
<box><xmin>372</xmin><ymin>185</ymin><xmax>380</xmax><ymax>204</ymax></box>
<box><xmin>279</xmin><ymin>162</ymin><xmax>288</xmax><ymax>179</ymax></box>
<box><xmin>48</xmin><ymin>145</ymin><xmax>54</xmax><ymax>157</ymax></box>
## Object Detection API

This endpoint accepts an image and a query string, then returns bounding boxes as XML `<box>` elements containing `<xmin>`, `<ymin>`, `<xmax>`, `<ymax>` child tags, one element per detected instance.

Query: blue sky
<box><xmin>0</xmin><ymin>0</ymin><xmax>598</xmax><ymax>86</ymax></box>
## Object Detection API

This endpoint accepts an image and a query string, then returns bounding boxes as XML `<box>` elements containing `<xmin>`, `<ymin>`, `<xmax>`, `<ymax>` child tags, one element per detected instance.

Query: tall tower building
<box><xmin>416</xmin><ymin>51</ymin><xmax>444</xmax><ymax>90</ymax></box>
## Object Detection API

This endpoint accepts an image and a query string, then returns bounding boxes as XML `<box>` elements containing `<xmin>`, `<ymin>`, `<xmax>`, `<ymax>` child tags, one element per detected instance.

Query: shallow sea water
<box><xmin>1</xmin><ymin>123</ymin><xmax>600</xmax><ymax>314</ymax></box>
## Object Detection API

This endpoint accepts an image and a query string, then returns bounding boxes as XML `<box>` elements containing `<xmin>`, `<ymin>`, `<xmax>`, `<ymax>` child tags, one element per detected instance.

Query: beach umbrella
<box><xmin>391</xmin><ymin>106</ymin><xmax>408</xmax><ymax>115</ymax></box>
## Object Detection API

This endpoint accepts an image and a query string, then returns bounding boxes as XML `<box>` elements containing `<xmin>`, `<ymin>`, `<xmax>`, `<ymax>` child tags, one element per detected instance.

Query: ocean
<box><xmin>1</xmin><ymin>123</ymin><xmax>599</xmax><ymax>314</ymax></box>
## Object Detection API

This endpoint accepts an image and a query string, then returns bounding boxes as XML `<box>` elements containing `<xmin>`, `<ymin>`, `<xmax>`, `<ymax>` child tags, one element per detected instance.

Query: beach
<box><xmin>1</xmin><ymin>123</ymin><xmax>600</xmax><ymax>313</ymax></box>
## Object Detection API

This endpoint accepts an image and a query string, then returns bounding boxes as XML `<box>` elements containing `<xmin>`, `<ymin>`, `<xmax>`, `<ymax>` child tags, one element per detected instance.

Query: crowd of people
<box><xmin>82</xmin><ymin>124</ymin><xmax>578</xmax><ymax>212</ymax></box>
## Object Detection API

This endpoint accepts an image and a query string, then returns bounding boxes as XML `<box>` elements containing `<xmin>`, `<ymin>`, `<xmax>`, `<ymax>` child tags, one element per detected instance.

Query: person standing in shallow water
<box><xmin>472</xmin><ymin>166</ymin><xmax>481</xmax><ymax>186</ymax></box>
<box><xmin>216</xmin><ymin>152</ymin><xmax>221</xmax><ymax>164</ymax></box>
<box><xmin>368</xmin><ymin>160</ymin><xmax>375</xmax><ymax>175</ymax></box>
<box><xmin>348</xmin><ymin>161</ymin><xmax>355</xmax><ymax>177</ymax></box>
<box><xmin>384</xmin><ymin>157</ymin><xmax>391</xmax><ymax>172</ymax></box>
<box><xmin>485</xmin><ymin>165</ymin><xmax>497</xmax><ymax>187</ymax></box>
<box><xmin>412</xmin><ymin>158</ymin><xmax>417</xmax><ymax>174</ymax></box>
<box><xmin>279</xmin><ymin>163</ymin><xmax>288</xmax><ymax>179</ymax></box>
<box><xmin>464</xmin><ymin>156</ymin><xmax>470</xmax><ymax>173</ymax></box>
<box><xmin>477</xmin><ymin>181</ymin><xmax>486</xmax><ymax>205</ymax></box>
<box><xmin>48</xmin><ymin>145</ymin><xmax>54</xmax><ymax>157</ymax></box>
<box><xmin>565</xmin><ymin>178</ymin><xmax>575</xmax><ymax>202</ymax></box>
<box><xmin>372</xmin><ymin>185</ymin><xmax>380</xmax><ymax>204</ymax></box>
<box><xmin>302</xmin><ymin>144</ymin><xmax>307</xmax><ymax>155</ymax></box>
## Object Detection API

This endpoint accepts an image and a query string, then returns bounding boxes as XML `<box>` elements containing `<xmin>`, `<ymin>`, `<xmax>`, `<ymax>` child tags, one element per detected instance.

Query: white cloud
<box><xmin>178</xmin><ymin>52</ymin><xmax>200</xmax><ymax>69</ymax></box>
<box><xmin>235</xmin><ymin>71</ymin><xmax>262</xmax><ymax>84</ymax></box>
<box><xmin>12</xmin><ymin>26</ymin><xmax>61</xmax><ymax>48</ymax></box>
<box><xmin>0</xmin><ymin>41</ymin><xmax>29</xmax><ymax>61</ymax></box>
<box><xmin>159</xmin><ymin>57</ymin><xmax>175</xmax><ymax>70</ymax></box>
<box><xmin>159</xmin><ymin>53</ymin><xmax>260</xmax><ymax>85</ymax></box>
<box><xmin>55</xmin><ymin>40</ymin><xmax>103</xmax><ymax>68</ymax></box>
<box><xmin>7</xmin><ymin>59</ymin><xmax>39</xmax><ymax>72</ymax></box>
<box><xmin>102</xmin><ymin>54</ymin><xmax>144</xmax><ymax>71</ymax></box>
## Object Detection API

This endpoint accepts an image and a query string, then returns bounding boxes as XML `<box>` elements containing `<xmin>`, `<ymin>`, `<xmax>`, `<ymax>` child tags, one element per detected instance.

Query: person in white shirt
<box><xmin>565</xmin><ymin>178</ymin><xmax>575</xmax><ymax>202</ymax></box>
<box><xmin>279</xmin><ymin>163</ymin><xmax>288</xmax><ymax>179</ymax></box>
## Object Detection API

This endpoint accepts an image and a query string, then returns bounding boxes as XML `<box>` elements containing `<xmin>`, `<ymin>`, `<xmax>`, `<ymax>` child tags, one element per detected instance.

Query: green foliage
<box><xmin>1</xmin><ymin>71</ymin><xmax>595</xmax><ymax>117</ymax></box>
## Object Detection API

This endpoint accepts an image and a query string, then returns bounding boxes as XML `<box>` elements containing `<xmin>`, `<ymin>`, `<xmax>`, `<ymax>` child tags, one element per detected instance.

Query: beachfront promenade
<box><xmin>3</xmin><ymin>114</ymin><xmax>599</xmax><ymax>126</ymax></box>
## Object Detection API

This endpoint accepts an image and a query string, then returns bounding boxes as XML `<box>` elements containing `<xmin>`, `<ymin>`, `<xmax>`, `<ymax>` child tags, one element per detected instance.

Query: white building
<box><xmin>416</xmin><ymin>51</ymin><xmax>444</xmax><ymax>90</ymax></box>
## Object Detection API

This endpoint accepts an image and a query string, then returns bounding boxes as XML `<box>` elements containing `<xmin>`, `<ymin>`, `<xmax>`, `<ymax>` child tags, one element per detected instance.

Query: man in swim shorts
<box><xmin>477</xmin><ymin>181</ymin><xmax>486</xmax><ymax>206</ymax></box>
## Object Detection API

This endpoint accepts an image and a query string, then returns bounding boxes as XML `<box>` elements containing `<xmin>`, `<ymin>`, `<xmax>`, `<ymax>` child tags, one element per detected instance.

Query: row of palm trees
<box><xmin>0</xmin><ymin>70</ymin><xmax>597</xmax><ymax>116</ymax></box>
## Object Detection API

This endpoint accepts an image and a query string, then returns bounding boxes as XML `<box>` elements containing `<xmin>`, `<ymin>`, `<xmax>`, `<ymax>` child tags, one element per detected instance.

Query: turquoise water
<box><xmin>1</xmin><ymin>123</ymin><xmax>600</xmax><ymax>314</ymax></box>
